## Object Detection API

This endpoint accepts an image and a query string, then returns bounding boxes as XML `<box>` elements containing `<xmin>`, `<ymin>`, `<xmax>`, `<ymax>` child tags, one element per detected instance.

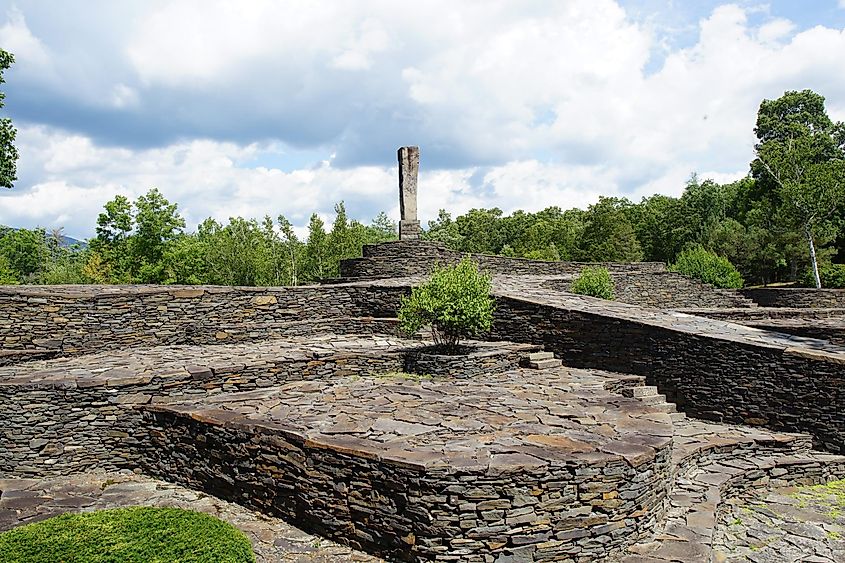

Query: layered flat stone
<box><xmin>139</xmin><ymin>365</ymin><xmax>677</xmax><ymax>561</ymax></box>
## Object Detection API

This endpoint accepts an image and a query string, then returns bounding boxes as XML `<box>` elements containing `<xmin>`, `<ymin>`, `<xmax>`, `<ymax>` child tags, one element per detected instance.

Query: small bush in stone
<box><xmin>670</xmin><ymin>245</ymin><xmax>743</xmax><ymax>289</ymax></box>
<box><xmin>398</xmin><ymin>257</ymin><xmax>494</xmax><ymax>353</ymax></box>
<box><xmin>571</xmin><ymin>266</ymin><xmax>615</xmax><ymax>300</ymax></box>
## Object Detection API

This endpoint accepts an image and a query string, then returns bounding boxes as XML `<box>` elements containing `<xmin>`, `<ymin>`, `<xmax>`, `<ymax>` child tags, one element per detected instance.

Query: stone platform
<box><xmin>140</xmin><ymin>366</ymin><xmax>675</xmax><ymax>561</ymax></box>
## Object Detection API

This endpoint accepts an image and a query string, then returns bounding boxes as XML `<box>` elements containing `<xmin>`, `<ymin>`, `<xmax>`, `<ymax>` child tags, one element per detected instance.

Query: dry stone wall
<box><xmin>139</xmin><ymin>405</ymin><xmax>672</xmax><ymax>562</ymax></box>
<box><xmin>0</xmin><ymin>284</ymin><xmax>405</xmax><ymax>357</ymax></box>
<box><xmin>541</xmin><ymin>273</ymin><xmax>753</xmax><ymax>309</ymax></box>
<box><xmin>340</xmin><ymin>240</ymin><xmax>666</xmax><ymax>279</ymax></box>
<box><xmin>488</xmin><ymin>296</ymin><xmax>845</xmax><ymax>454</ymax></box>
<box><xmin>741</xmin><ymin>288</ymin><xmax>845</xmax><ymax>308</ymax></box>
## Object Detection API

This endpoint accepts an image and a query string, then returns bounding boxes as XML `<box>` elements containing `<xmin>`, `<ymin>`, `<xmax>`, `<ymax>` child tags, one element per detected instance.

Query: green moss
<box><xmin>0</xmin><ymin>507</ymin><xmax>255</xmax><ymax>563</ymax></box>
<box><xmin>827</xmin><ymin>530</ymin><xmax>842</xmax><ymax>540</ymax></box>
<box><xmin>375</xmin><ymin>371</ymin><xmax>433</xmax><ymax>381</ymax></box>
<box><xmin>790</xmin><ymin>479</ymin><xmax>845</xmax><ymax>516</ymax></box>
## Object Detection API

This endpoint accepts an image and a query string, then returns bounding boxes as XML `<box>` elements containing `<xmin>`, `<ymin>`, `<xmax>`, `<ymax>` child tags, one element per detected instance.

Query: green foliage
<box><xmin>0</xmin><ymin>254</ymin><xmax>18</xmax><ymax>284</ymax></box>
<box><xmin>670</xmin><ymin>245</ymin><xmax>744</xmax><ymax>289</ymax></box>
<box><xmin>398</xmin><ymin>257</ymin><xmax>494</xmax><ymax>349</ymax></box>
<box><xmin>802</xmin><ymin>263</ymin><xmax>845</xmax><ymax>289</ymax></box>
<box><xmin>577</xmin><ymin>197</ymin><xmax>643</xmax><ymax>262</ymax></box>
<box><xmin>0</xmin><ymin>507</ymin><xmax>254</xmax><ymax>563</ymax></box>
<box><xmin>570</xmin><ymin>267</ymin><xmax>615</xmax><ymax>300</ymax></box>
<box><xmin>753</xmin><ymin>90</ymin><xmax>845</xmax><ymax>288</ymax></box>
<box><xmin>0</xmin><ymin>49</ymin><xmax>17</xmax><ymax>189</ymax></box>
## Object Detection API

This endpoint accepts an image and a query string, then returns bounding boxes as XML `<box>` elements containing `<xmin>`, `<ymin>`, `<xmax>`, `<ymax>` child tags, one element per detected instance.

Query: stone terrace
<box><xmin>139</xmin><ymin>365</ymin><xmax>675</xmax><ymax>561</ymax></box>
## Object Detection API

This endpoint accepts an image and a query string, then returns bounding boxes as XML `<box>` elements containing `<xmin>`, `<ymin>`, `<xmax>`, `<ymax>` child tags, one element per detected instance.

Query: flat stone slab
<box><xmin>0</xmin><ymin>471</ymin><xmax>381</xmax><ymax>563</ymax></box>
<box><xmin>146</xmin><ymin>366</ymin><xmax>675</xmax><ymax>471</ymax></box>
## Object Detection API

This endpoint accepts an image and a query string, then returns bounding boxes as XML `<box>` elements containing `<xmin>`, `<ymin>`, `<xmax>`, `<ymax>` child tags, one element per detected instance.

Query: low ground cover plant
<box><xmin>669</xmin><ymin>245</ymin><xmax>743</xmax><ymax>289</ymax></box>
<box><xmin>0</xmin><ymin>507</ymin><xmax>255</xmax><ymax>563</ymax></box>
<box><xmin>571</xmin><ymin>266</ymin><xmax>615</xmax><ymax>300</ymax></box>
<box><xmin>398</xmin><ymin>257</ymin><xmax>494</xmax><ymax>353</ymax></box>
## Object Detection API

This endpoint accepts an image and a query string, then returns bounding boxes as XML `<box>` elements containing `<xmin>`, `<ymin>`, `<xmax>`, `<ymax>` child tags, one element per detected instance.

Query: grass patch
<box><xmin>0</xmin><ymin>507</ymin><xmax>254</xmax><ymax>563</ymax></box>
<box><xmin>790</xmin><ymin>479</ymin><xmax>845</xmax><ymax>517</ymax></box>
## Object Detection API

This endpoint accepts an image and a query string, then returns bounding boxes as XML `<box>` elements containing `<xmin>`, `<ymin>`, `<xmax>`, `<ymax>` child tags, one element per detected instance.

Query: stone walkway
<box><xmin>714</xmin><ymin>481</ymin><xmax>845</xmax><ymax>562</ymax></box>
<box><xmin>0</xmin><ymin>471</ymin><xmax>381</xmax><ymax>562</ymax></box>
<box><xmin>0</xmin><ymin>333</ymin><xmax>414</xmax><ymax>388</ymax></box>
<box><xmin>490</xmin><ymin>275</ymin><xmax>845</xmax><ymax>357</ymax></box>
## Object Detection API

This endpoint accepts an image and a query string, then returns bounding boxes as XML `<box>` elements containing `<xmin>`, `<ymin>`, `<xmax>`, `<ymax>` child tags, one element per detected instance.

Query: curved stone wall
<box><xmin>137</xmin><ymin>369</ymin><xmax>675</xmax><ymax>562</ymax></box>
<box><xmin>339</xmin><ymin>240</ymin><xmax>667</xmax><ymax>279</ymax></box>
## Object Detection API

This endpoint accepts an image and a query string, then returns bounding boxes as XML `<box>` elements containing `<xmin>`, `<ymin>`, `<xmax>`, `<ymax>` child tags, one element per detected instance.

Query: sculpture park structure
<box><xmin>1</xmin><ymin>149</ymin><xmax>845</xmax><ymax>562</ymax></box>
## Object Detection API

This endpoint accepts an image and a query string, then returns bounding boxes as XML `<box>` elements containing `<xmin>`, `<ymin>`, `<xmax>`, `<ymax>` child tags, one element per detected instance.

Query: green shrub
<box><xmin>570</xmin><ymin>266</ymin><xmax>615</xmax><ymax>300</ymax></box>
<box><xmin>398</xmin><ymin>257</ymin><xmax>495</xmax><ymax>351</ymax></box>
<box><xmin>669</xmin><ymin>245</ymin><xmax>743</xmax><ymax>289</ymax></box>
<box><xmin>802</xmin><ymin>263</ymin><xmax>845</xmax><ymax>288</ymax></box>
<box><xmin>0</xmin><ymin>254</ymin><xmax>18</xmax><ymax>284</ymax></box>
<box><xmin>0</xmin><ymin>507</ymin><xmax>255</xmax><ymax>563</ymax></box>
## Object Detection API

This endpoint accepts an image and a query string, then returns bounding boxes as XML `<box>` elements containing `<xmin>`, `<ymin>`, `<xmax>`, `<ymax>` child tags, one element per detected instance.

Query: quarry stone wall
<box><xmin>489</xmin><ymin>296</ymin><xmax>845</xmax><ymax>454</ymax></box>
<box><xmin>0</xmin><ymin>284</ymin><xmax>405</xmax><ymax>357</ymax></box>
<box><xmin>741</xmin><ymin>287</ymin><xmax>845</xmax><ymax>308</ymax></box>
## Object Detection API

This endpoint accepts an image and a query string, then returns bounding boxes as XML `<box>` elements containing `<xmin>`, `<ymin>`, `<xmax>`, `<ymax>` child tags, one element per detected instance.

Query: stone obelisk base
<box><xmin>399</xmin><ymin>219</ymin><xmax>421</xmax><ymax>240</ymax></box>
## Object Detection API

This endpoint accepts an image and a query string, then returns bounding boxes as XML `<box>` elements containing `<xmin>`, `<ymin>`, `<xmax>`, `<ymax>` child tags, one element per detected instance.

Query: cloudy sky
<box><xmin>1</xmin><ymin>0</ymin><xmax>844</xmax><ymax>239</ymax></box>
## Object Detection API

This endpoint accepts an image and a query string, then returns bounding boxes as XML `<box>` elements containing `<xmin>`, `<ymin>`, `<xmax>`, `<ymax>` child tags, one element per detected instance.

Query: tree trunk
<box><xmin>806</xmin><ymin>227</ymin><xmax>822</xmax><ymax>289</ymax></box>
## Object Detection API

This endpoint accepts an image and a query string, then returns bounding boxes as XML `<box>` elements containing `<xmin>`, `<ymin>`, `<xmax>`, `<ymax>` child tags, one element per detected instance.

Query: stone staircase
<box><xmin>522</xmin><ymin>350</ymin><xmax>563</xmax><ymax>369</ymax></box>
<box><xmin>606</xmin><ymin>377</ymin><xmax>845</xmax><ymax>562</ymax></box>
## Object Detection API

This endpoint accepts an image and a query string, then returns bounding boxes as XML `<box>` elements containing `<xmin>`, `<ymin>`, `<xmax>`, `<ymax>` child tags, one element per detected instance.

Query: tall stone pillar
<box><xmin>398</xmin><ymin>146</ymin><xmax>421</xmax><ymax>240</ymax></box>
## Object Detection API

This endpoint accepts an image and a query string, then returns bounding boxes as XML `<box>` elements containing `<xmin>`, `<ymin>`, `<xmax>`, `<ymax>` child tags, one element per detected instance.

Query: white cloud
<box><xmin>3</xmin><ymin>1</ymin><xmax>845</xmax><ymax>240</ymax></box>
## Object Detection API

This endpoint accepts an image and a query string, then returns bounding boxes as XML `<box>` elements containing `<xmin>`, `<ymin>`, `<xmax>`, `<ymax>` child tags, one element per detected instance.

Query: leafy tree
<box><xmin>570</xmin><ymin>266</ymin><xmax>615</xmax><ymax>300</ymax></box>
<box><xmin>398</xmin><ymin>257</ymin><xmax>494</xmax><ymax>352</ymax></box>
<box><xmin>423</xmin><ymin>209</ymin><xmax>464</xmax><ymax>249</ymax></box>
<box><xmin>277</xmin><ymin>215</ymin><xmax>302</xmax><ymax>286</ymax></box>
<box><xmin>162</xmin><ymin>234</ymin><xmax>209</xmax><ymax>285</ymax></box>
<box><xmin>0</xmin><ymin>227</ymin><xmax>49</xmax><ymax>280</ymax></box>
<box><xmin>0</xmin><ymin>254</ymin><xmax>18</xmax><ymax>284</ymax></box>
<box><xmin>577</xmin><ymin>197</ymin><xmax>643</xmax><ymax>261</ymax></box>
<box><xmin>132</xmin><ymin>188</ymin><xmax>185</xmax><ymax>281</ymax></box>
<box><xmin>456</xmin><ymin>208</ymin><xmax>504</xmax><ymax>254</ymax></box>
<box><xmin>753</xmin><ymin>90</ymin><xmax>845</xmax><ymax>288</ymax></box>
<box><xmin>0</xmin><ymin>49</ymin><xmax>18</xmax><ymax>189</ymax></box>
<box><xmin>670</xmin><ymin>245</ymin><xmax>743</xmax><ymax>289</ymax></box>
<box><xmin>303</xmin><ymin>213</ymin><xmax>330</xmax><ymax>281</ymax></box>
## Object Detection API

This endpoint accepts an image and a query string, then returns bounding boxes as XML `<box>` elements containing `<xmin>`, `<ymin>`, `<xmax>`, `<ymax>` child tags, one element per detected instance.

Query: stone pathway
<box><xmin>714</xmin><ymin>481</ymin><xmax>845</xmax><ymax>562</ymax></box>
<box><xmin>490</xmin><ymin>275</ymin><xmax>845</xmax><ymax>357</ymax></box>
<box><xmin>0</xmin><ymin>471</ymin><xmax>381</xmax><ymax>562</ymax></box>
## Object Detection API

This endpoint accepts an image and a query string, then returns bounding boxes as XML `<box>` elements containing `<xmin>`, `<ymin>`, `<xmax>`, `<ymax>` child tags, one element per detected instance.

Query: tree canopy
<box><xmin>0</xmin><ymin>49</ymin><xmax>18</xmax><ymax>189</ymax></box>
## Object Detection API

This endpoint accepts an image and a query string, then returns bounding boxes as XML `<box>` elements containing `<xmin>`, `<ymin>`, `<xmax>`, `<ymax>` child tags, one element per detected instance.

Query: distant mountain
<box><xmin>0</xmin><ymin>226</ymin><xmax>88</xmax><ymax>249</ymax></box>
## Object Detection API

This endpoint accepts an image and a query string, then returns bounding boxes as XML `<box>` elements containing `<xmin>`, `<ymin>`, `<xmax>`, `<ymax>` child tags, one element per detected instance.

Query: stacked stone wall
<box><xmin>741</xmin><ymin>288</ymin><xmax>845</xmax><ymax>308</ymax></box>
<box><xmin>139</xmin><ymin>406</ymin><xmax>671</xmax><ymax>562</ymax></box>
<box><xmin>489</xmin><ymin>296</ymin><xmax>845</xmax><ymax>453</ymax></box>
<box><xmin>0</xmin><ymin>284</ymin><xmax>406</xmax><ymax>357</ymax></box>
<box><xmin>542</xmin><ymin>272</ymin><xmax>752</xmax><ymax>309</ymax></box>
<box><xmin>340</xmin><ymin>240</ymin><xmax>667</xmax><ymax>279</ymax></box>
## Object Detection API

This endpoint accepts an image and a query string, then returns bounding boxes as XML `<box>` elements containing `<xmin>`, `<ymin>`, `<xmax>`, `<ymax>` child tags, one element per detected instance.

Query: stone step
<box><xmin>637</xmin><ymin>393</ymin><xmax>668</xmax><ymax>405</ymax></box>
<box><xmin>526</xmin><ymin>351</ymin><xmax>555</xmax><ymax>362</ymax></box>
<box><xmin>621</xmin><ymin>450</ymin><xmax>845</xmax><ymax>562</ymax></box>
<box><xmin>648</xmin><ymin>402</ymin><xmax>677</xmax><ymax>413</ymax></box>
<box><xmin>529</xmin><ymin>358</ymin><xmax>563</xmax><ymax>369</ymax></box>
<box><xmin>669</xmin><ymin>411</ymin><xmax>687</xmax><ymax>423</ymax></box>
<box><xmin>621</xmin><ymin>385</ymin><xmax>660</xmax><ymax>398</ymax></box>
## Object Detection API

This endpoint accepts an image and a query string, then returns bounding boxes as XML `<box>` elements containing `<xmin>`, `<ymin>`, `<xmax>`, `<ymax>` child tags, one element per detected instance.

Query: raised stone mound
<box><xmin>138</xmin><ymin>366</ymin><xmax>676</xmax><ymax>561</ymax></box>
